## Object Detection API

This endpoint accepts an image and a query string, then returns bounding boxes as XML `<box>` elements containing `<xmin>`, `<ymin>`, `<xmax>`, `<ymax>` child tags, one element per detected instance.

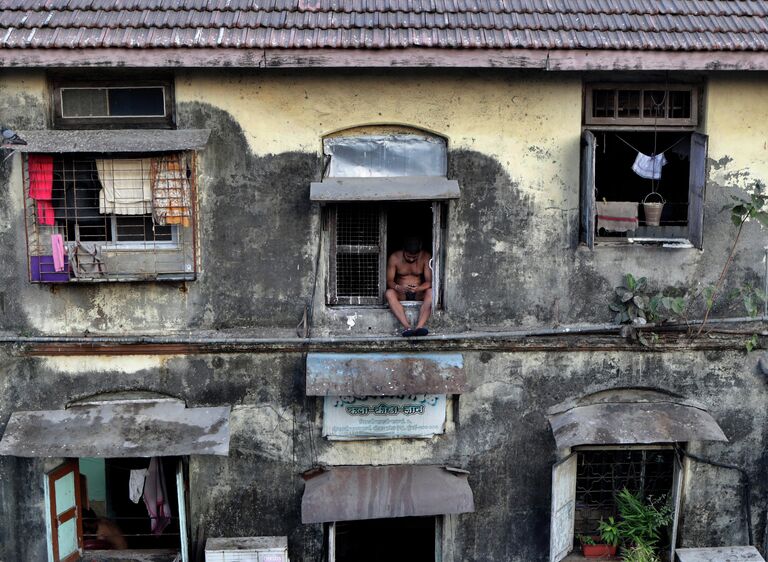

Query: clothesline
<box><xmin>615</xmin><ymin>134</ymin><xmax>687</xmax><ymax>156</ymax></box>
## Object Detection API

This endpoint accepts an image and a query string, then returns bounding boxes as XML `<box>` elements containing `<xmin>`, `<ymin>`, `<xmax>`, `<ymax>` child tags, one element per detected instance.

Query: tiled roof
<box><xmin>1</xmin><ymin>0</ymin><xmax>767</xmax><ymax>51</ymax></box>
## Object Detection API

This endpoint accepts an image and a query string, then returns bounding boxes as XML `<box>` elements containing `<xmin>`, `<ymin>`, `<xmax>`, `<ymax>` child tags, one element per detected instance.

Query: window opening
<box><xmin>586</xmin><ymin>85</ymin><xmax>696</xmax><ymax>126</ymax></box>
<box><xmin>334</xmin><ymin>516</ymin><xmax>436</xmax><ymax>562</ymax></box>
<box><xmin>79</xmin><ymin>457</ymin><xmax>182</xmax><ymax>552</ymax></box>
<box><xmin>24</xmin><ymin>153</ymin><xmax>196</xmax><ymax>282</ymax></box>
<box><xmin>574</xmin><ymin>449</ymin><xmax>675</xmax><ymax>550</ymax></box>
<box><xmin>330</xmin><ymin>201</ymin><xmax>435</xmax><ymax>305</ymax></box>
<box><xmin>595</xmin><ymin>131</ymin><xmax>692</xmax><ymax>240</ymax></box>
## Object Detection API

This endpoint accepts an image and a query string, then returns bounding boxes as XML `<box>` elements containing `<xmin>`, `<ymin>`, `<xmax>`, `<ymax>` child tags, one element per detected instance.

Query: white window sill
<box><xmin>596</xmin><ymin>237</ymin><xmax>694</xmax><ymax>249</ymax></box>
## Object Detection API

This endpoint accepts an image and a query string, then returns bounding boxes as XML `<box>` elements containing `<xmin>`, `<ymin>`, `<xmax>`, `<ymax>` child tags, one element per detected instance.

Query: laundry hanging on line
<box><xmin>632</xmin><ymin>152</ymin><xmax>667</xmax><ymax>180</ymax></box>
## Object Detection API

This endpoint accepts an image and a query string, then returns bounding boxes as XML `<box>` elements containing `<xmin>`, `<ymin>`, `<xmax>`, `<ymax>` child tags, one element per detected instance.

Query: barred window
<box><xmin>24</xmin><ymin>152</ymin><xmax>196</xmax><ymax>283</ymax></box>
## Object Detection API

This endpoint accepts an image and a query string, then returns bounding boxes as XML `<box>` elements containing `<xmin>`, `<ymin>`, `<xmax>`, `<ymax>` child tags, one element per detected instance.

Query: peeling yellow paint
<box><xmin>707</xmin><ymin>76</ymin><xmax>768</xmax><ymax>188</ymax></box>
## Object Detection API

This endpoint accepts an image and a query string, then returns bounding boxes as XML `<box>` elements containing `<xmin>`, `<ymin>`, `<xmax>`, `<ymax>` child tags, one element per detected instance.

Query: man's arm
<box><xmin>414</xmin><ymin>253</ymin><xmax>433</xmax><ymax>292</ymax></box>
<box><xmin>387</xmin><ymin>253</ymin><xmax>406</xmax><ymax>293</ymax></box>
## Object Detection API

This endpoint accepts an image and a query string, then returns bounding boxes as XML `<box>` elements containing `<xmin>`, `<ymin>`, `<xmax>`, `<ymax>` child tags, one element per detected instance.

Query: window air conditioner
<box><xmin>205</xmin><ymin>537</ymin><xmax>289</xmax><ymax>562</ymax></box>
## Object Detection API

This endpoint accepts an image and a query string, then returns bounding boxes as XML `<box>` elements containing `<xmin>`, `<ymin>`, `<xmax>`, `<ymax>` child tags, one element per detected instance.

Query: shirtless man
<box><xmin>385</xmin><ymin>236</ymin><xmax>432</xmax><ymax>337</ymax></box>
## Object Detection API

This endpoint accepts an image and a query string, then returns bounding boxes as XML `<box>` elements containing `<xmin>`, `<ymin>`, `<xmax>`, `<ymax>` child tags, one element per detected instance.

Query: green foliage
<box><xmin>622</xmin><ymin>543</ymin><xmax>661</xmax><ymax>562</ymax></box>
<box><xmin>746</xmin><ymin>334</ymin><xmax>759</xmax><ymax>353</ymax></box>
<box><xmin>610</xmin><ymin>274</ymin><xmax>686</xmax><ymax>326</ymax></box>
<box><xmin>727</xmin><ymin>180</ymin><xmax>768</xmax><ymax>229</ymax></box>
<box><xmin>578</xmin><ymin>534</ymin><xmax>596</xmax><ymax>546</ymax></box>
<box><xmin>615</xmin><ymin>488</ymin><xmax>672</xmax><ymax>554</ymax></box>
<box><xmin>598</xmin><ymin>516</ymin><xmax>621</xmax><ymax>547</ymax></box>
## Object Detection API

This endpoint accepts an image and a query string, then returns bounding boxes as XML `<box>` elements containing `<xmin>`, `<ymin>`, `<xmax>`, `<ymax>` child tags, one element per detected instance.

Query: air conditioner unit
<box><xmin>205</xmin><ymin>536</ymin><xmax>289</xmax><ymax>562</ymax></box>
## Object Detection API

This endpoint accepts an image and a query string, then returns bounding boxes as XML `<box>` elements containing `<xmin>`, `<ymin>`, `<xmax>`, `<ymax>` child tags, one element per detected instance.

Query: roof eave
<box><xmin>1</xmin><ymin>47</ymin><xmax>768</xmax><ymax>71</ymax></box>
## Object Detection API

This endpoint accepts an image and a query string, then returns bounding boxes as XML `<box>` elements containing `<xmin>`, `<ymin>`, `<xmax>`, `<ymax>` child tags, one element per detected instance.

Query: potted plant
<box><xmin>615</xmin><ymin>488</ymin><xmax>672</xmax><ymax>562</ymax></box>
<box><xmin>578</xmin><ymin>517</ymin><xmax>620</xmax><ymax>558</ymax></box>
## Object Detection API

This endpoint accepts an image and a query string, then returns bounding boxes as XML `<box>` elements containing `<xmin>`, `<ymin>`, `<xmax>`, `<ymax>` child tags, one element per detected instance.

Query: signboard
<box><xmin>323</xmin><ymin>395</ymin><xmax>447</xmax><ymax>440</ymax></box>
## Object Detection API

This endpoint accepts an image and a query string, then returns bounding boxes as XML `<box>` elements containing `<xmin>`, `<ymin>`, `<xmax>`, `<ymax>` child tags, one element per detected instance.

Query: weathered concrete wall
<box><xmin>0</xmin><ymin>69</ymin><xmax>766</xmax><ymax>562</ymax></box>
<box><xmin>0</xmin><ymin>349</ymin><xmax>765</xmax><ymax>561</ymax></box>
<box><xmin>0</xmin><ymin>69</ymin><xmax>765</xmax><ymax>335</ymax></box>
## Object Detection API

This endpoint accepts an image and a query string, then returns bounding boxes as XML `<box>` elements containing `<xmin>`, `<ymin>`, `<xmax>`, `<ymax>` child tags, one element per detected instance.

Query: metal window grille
<box><xmin>328</xmin><ymin>204</ymin><xmax>386</xmax><ymax>305</ymax></box>
<box><xmin>574</xmin><ymin>449</ymin><xmax>675</xmax><ymax>536</ymax></box>
<box><xmin>24</xmin><ymin>152</ymin><xmax>197</xmax><ymax>283</ymax></box>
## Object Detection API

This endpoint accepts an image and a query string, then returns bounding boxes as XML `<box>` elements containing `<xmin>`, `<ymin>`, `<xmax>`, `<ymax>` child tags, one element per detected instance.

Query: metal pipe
<box><xmin>764</xmin><ymin>246</ymin><xmax>768</xmax><ymax>319</ymax></box>
<box><xmin>0</xmin><ymin>315</ymin><xmax>764</xmax><ymax>346</ymax></box>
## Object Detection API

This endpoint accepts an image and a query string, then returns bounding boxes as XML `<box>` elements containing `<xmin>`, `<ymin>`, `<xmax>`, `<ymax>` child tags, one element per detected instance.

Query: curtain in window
<box><xmin>96</xmin><ymin>158</ymin><xmax>152</xmax><ymax>215</ymax></box>
<box><xmin>28</xmin><ymin>154</ymin><xmax>55</xmax><ymax>225</ymax></box>
<box><xmin>151</xmin><ymin>154</ymin><xmax>191</xmax><ymax>227</ymax></box>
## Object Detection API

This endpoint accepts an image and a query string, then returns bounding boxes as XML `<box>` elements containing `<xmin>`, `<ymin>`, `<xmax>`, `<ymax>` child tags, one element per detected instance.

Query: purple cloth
<box><xmin>142</xmin><ymin>458</ymin><xmax>172</xmax><ymax>535</ymax></box>
<box><xmin>51</xmin><ymin>234</ymin><xmax>65</xmax><ymax>272</ymax></box>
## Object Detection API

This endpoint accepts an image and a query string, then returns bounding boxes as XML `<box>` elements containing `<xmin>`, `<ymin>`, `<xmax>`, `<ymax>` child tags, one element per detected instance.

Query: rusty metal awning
<box><xmin>310</xmin><ymin>177</ymin><xmax>460</xmax><ymax>201</ymax></box>
<box><xmin>547</xmin><ymin>388</ymin><xmax>728</xmax><ymax>450</ymax></box>
<box><xmin>305</xmin><ymin>352</ymin><xmax>465</xmax><ymax>396</ymax></box>
<box><xmin>301</xmin><ymin>465</ymin><xmax>475</xmax><ymax>523</ymax></box>
<box><xmin>5</xmin><ymin>129</ymin><xmax>211</xmax><ymax>153</ymax></box>
<box><xmin>0</xmin><ymin>398</ymin><xmax>230</xmax><ymax>457</ymax></box>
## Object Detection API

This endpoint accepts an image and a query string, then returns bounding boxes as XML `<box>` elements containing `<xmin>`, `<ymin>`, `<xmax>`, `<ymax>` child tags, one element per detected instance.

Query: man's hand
<box><xmin>394</xmin><ymin>284</ymin><xmax>407</xmax><ymax>294</ymax></box>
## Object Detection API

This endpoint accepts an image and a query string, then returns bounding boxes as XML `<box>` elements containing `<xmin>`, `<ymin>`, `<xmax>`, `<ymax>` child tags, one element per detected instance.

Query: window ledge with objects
<box><xmin>14</xmin><ymin>129</ymin><xmax>209</xmax><ymax>283</ymax></box>
<box><xmin>580</xmin><ymin>84</ymin><xmax>707</xmax><ymax>250</ymax></box>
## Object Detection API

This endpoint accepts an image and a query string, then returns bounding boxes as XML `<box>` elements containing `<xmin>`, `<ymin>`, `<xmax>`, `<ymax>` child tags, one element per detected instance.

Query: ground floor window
<box><xmin>575</xmin><ymin>449</ymin><xmax>675</xmax><ymax>544</ymax></box>
<box><xmin>332</xmin><ymin>516</ymin><xmax>437</xmax><ymax>562</ymax></box>
<box><xmin>550</xmin><ymin>447</ymin><xmax>683</xmax><ymax>562</ymax></box>
<box><xmin>46</xmin><ymin>457</ymin><xmax>188</xmax><ymax>562</ymax></box>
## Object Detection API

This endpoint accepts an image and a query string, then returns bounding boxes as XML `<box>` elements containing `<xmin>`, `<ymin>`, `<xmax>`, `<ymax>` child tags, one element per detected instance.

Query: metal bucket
<box><xmin>642</xmin><ymin>192</ymin><xmax>665</xmax><ymax>227</ymax></box>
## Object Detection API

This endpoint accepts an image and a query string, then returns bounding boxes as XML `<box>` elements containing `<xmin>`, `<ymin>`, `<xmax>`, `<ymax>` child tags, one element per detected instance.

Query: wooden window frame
<box><xmin>327</xmin><ymin>202</ymin><xmax>447</xmax><ymax>309</ymax></box>
<box><xmin>51</xmin><ymin>78</ymin><xmax>175</xmax><ymax>130</ymax></box>
<box><xmin>327</xmin><ymin>516</ymin><xmax>444</xmax><ymax>562</ymax></box>
<box><xmin>584</xmin><ymin>84</ymin><xmax>699</xmax><ymax>128</ymax></box>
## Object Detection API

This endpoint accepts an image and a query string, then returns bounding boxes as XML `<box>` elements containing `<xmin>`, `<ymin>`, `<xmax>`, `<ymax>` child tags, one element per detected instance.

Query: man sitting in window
<box><xmin>385</xmin><ymin>236</ymin><xmax>432</xmax><ymax>337</ymax></box>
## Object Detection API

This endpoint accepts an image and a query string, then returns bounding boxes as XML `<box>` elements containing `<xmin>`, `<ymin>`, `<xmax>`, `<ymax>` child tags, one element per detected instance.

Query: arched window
<box><xmin>311</xmin><ymin>127</ymin><xmax>459</xmax><ymax>307</ymax></box>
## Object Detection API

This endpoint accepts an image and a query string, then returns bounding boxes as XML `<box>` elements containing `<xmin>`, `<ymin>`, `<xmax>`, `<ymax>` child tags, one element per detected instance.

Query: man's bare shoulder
<box><xmin>388</xmin><ymin>250</ymin><xmax>404</xmax><ymax>264</ymax></box>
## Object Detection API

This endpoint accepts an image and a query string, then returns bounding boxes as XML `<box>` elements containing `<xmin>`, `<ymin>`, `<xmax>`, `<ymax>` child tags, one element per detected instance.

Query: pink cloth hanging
<box><xmin>51</xmin><ymin>234</ymin><xmax>65</xmax><ymax>272</ymax></box>
<box><xmin>28</xmin><ymin>155</ymin><xmax>55</xmax><ymax>226</ymax></box>
<box><xmin>143</xmin><ymin>458</ymin><xmax>172</xmax><ymax>536</ymax></box>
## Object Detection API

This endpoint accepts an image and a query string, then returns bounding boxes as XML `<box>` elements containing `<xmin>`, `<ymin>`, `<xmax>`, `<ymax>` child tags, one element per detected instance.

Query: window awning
<box><xmin>0</xmin><ymin>398</ymin><xmax>230</xmax><ymax>457</ymax></box>
<box><xmin>309</xmin><ymin>176</ymin><xmax>460</xmax><ymax>201</ymax></box>
<box><xmin>547</xmin><ymin>388</ymin><xmax>728</xmax><ymax>450</ymax></box>
<box><xmin>301</xmin><ymin>465</ymin><xmax>474</xmax><ymax>523</ymax></box>
<box><xmin>305</xmin><ymin>352</ymin><xmax>465</xmax><ymax>396</ymax></box>
<box><xmin>5</xmin><ymin>129</ymin><xmax>211</xmax><ymax>153</ymax></box>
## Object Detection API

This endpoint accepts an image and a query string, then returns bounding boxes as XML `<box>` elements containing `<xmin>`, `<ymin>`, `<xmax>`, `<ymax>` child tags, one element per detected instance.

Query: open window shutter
<box><xmin>669</xmin><ymin>452</ymin><xmax>685</xmax><ymax>562</ymax></box>
<box><xmin>550</xmin><ymin>454</ymin><xmax>577</xmax><ymax>562</ymax></box>
<box><xmin>176</xmin><ymin>460</ymin><xmax>189</xmax><ymax>562</ymax></box>
<box><xmin>580</xmin><ymin>131</ymin><xmax>596</xmax><ymax>249</ymax></box>
<box><xmin>687</xmin><ymin>133</ymin><xmax>708</xmax><ymax>249</ymax></box>
<box><xmin>431</xmin><ymin>202</ymin><xmax>443</xmax><ymax>313</ymax></box>
<box><xmin>45</xmin><ymin>461</ymin><xmax>82</xmax><ymax>562</ymax></box>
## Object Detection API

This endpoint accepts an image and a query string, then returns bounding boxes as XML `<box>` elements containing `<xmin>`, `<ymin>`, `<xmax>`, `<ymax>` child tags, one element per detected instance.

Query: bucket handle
<box><xmin>643</xmin><ymin>192</ymin><xmax>666</xmax><ymax>205</ymax></box>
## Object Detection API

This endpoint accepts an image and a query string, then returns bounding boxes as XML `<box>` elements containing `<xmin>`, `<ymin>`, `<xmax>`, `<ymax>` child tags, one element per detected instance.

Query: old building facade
<box><xmin>1</xmin><ymin>2</ymin><xmax>768</xmax><ymax>562</ymax></box>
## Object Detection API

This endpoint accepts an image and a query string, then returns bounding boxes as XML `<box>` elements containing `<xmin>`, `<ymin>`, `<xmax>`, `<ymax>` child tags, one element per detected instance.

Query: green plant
<box><xmin>615</xmin><ymin>488</ymin><xmax>672</xmax><ymax>554</ymax></box>
<box><xmin>578</xmin><ymin>534</ymin><xmax>596</xmax><ymax>546</ymax></box>
<box><xmin>597</xmin><ymin>516</ymin><xmax>621</xmax><ymax>547</ymax></box>
<box><xmin>622</xmin><ymin>543</ymin><xmax>661</xmax><ymax>562</ymax></box>
<box><xmin>610</xmin><ymin>274</ymin><xmax>652</xmax><ymax>325</ymax></box>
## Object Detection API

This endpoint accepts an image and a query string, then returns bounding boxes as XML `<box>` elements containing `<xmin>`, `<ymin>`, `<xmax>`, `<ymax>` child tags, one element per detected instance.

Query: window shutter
<box><xmin>45</xmin><ymin>462</ymin><xmax>82</xmax><ymax>562</ymax></box>
<box><xmin>581</xmin><ymin>131</ymin><xmax>596</xmax><ymax>249</ymax></box>
<box><xmin>176</xmin><ymin>460</ymin><xmax>189</xmax><ymax>562</ymax></box>
<box><xmin>687</xmin><ymin>133</ymin><xmax>708</xmax><ymax>249</ymax></box>
<box><xmin>549</xmin><ymin>454</ymin><xmax>577</xmax><ymax>562</ymax></box>
<box><xmin>669</xmin><ymin>453</ymin><xmax>685</xmax><ymax>562</ymax></box>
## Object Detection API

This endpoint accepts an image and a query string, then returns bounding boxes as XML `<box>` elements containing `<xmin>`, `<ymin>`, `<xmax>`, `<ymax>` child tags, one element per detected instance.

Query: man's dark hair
<box><xmin>403</xmin><ymin>236</ymin><xmax>422</xmax><ymax>254</ymax></box>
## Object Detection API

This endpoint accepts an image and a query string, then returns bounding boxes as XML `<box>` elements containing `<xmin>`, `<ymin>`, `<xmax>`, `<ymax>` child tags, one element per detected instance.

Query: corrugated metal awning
<box><xmin>301</xmin><ymin>465</ymin><xmax>474</xmax><ymax>523</ymax></box>
<box><xmin>310</xmin><ymin>177</ymin><xmax>460</xmax><ymax>201</ymax></box>
<box><xmin>676</xmin><ymin>547</ymin><xmax>765</xmax><ymax>561</ymax></box>
<box><xmin>0</xmin><ymin>398</ymin><xmax>230</xmax><ymax>457</ymax></box>
<box><xmin>4</xmin><ymin>129</ymin><xmax>211</xmax><ymax>153</ymax></box>
<box><xmin>305</xmin><ymin>352</ymin><xmax>465</xmax><ymax>396</ymax></box>
<box><xmin>547</xmin><ymin>388</ymin><xmax>728</xmax><ymax>450</ymax></box>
